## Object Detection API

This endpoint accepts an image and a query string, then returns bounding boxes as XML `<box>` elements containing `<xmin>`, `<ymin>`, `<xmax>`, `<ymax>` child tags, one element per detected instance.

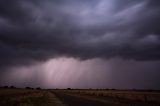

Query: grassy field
<box><xmin>1</xmin><ymin>88</ymin><xmax>160</xmax><ymax>106</ymax></box>
<box><xmin>53</xmin><ymin>89</ymin><xmax>160</xmax><ymax>105</ymax></box>
<box><xmin>0</xmin><ymin>88</ymin><xmax>65</xmax><ymax>106</ymax></box>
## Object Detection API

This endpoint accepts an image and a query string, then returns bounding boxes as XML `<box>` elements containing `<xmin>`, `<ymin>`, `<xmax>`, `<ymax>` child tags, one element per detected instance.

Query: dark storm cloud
<box><xmin>0</xmin><ymin>0</ymin><xmax>160</xmax><ymax>68</ymax></box>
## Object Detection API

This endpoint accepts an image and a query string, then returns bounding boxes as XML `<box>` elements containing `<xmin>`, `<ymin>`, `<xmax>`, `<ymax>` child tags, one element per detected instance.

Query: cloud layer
<box><xmin>0</xmin><ymin>0</ymin><xmax>160</xmax><ymax>89</ymax></box>
<box><xmin>0</xmin><ymin>0</ymin><xmax>160</xmax><ymax>68</ymax></box>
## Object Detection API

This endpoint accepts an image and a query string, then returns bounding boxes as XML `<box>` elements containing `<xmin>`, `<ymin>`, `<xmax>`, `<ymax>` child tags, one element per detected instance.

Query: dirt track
<box><xmin>54</xmin><ymin>92</ymin><xmax>110</xmax><ymax>106</ymax></box>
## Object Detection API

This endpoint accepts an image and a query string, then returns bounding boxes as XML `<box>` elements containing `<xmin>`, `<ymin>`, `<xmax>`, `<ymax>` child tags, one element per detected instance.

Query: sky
<box><xmin>0</xmin><ymin>0</ymin><xmax>160</xmax><ymax>89</ymax></box>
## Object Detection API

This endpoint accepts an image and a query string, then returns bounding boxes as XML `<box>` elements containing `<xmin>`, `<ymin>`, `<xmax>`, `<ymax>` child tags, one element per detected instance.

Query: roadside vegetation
<box><xmin>53</xmin><ymin>89</ymin><xmax>160</xmax><ymax>106</ymax></box>
<box><xmin>0</xmin><ymin>88</ymin><xmax>65</xmax><ymax>106</ymax></box>
<box><xmin>1</xmin><ymin>87</ymin><xmax>160</xmax><ymax>106</ymax></box>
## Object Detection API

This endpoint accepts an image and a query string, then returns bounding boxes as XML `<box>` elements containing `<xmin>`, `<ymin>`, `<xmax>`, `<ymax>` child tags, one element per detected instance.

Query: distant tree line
<box><xmin>0</xmin><ymin>86</ymin><xmax>42</xmax><ymax>90</ymax></box>
<box><xmin>25</xmin><ymin>87</ymin><xmax>41</xmax><ymax>90</ymax></box>
<box><xmin>0</xmin><ymin>86</ymin><xmax>16</xmax><ymax>89</ymax></box>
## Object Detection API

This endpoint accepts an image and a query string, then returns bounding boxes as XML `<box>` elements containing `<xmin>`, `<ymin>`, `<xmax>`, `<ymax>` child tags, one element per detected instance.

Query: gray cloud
<box><xmin>0</xmin><ymin>0</ymin><xmax>160</xmax><ymax>67</ymax></box>
<box><xmin>0</xmin><ymin>0</ymin><xmax>160</xmax><ymax>89</ymax></box>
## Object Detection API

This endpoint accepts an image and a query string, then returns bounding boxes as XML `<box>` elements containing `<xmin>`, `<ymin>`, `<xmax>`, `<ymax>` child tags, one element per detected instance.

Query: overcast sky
<box><xmin>0</xmin><ymin>0</ymin><xmax>160</xmax><ymax>89</ymax></box>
